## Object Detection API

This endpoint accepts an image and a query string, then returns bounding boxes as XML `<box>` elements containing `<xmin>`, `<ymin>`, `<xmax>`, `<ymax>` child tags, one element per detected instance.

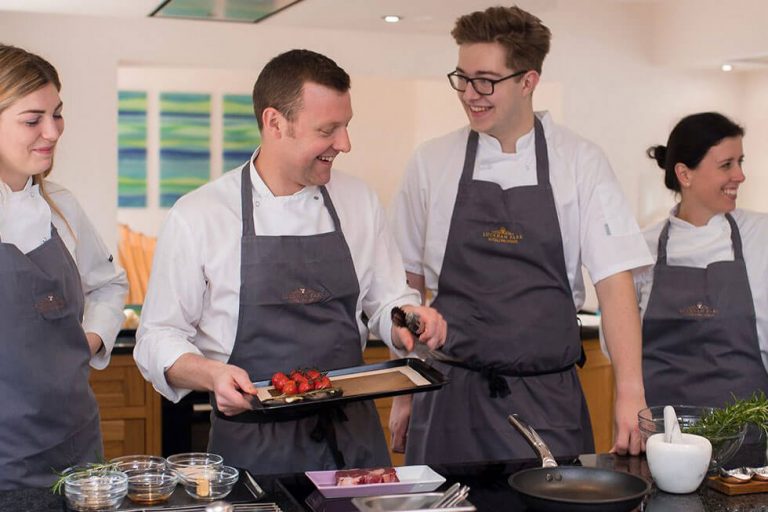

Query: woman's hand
<box><xmin>85</xmin><ymin>332</ymin><xmax>103</xmax><ymax>356</ymax></box>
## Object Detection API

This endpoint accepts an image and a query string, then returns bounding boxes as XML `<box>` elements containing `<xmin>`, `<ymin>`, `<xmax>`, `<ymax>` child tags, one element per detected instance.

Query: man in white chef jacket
<box><xmin>135</xmin><ymin>49</ymin><xmax>446</xmax><ymax>474</ymax></box>
<box><xmin>389</xmin><ymin>5</ymin><xmax>653</xmax><ymax>464</ymax></box>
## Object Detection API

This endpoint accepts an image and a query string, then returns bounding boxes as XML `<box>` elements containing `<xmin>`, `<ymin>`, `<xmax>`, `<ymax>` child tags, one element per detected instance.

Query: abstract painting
<box><xmin>159</xmin><ymin>92</ymin><xmax>211</xmax><ymax>207</ymax></box>
<box><xmin>222</xmin><ymin>94</ymin><xmax>261</xmax><ymax>172</ymax></box>
<box><xmin>117</xmin><ymin>91</ymin><xmax>147</xmax><ymax>207</ymax></box>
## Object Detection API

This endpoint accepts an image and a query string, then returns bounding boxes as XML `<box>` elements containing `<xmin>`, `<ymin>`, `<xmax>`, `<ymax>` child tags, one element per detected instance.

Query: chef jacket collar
<box><xmin>669</xmin><ymin>204</ymin><xmax>728</xmax><ymax>230</ymax></box>
<box><xmin>248</xmin><ymin>147</ymin><xmax>320</xmax><ymax>200</ymax></box>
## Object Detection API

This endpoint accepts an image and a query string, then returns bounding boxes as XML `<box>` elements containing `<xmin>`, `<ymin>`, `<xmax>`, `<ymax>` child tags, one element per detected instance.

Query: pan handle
<box><xmin>507</xmin><ymin>414</ymin><xmax>558</xmax><ymax>468</ymax></box>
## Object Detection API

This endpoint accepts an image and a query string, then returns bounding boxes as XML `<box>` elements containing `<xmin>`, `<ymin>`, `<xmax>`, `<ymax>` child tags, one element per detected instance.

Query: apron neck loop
<box><xmin>656</xmin><ymin>220</ymin><xmax>671</xmax><ymax>265</ymax></box>
<box><xmin>533</xmin><ymin>116</ymin><xmax>550</xmax><ymax>186</ymax></box>
<box><xmin>725</xmin><ymin>213</ymin><xmax>744</xmax><ymax>261</ymax></box>
<box><xmin>240</xmin><ymin>163</ymin><xmax>256</xmax><ymax>237</ymax></box>
<box><xmin>319</xmin><ymin>185</ymin><xmax>342</xmax><ymax>232</ymax></box>
<box><xmin>460</xmin><ymin>130</ymin><xmax>480</xmax><ymax>186</ymax></box>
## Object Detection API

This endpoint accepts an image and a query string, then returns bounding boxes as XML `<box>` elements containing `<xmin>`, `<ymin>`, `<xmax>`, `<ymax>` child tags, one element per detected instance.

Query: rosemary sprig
<box><xmin>50</xmin><ymin>462</ymin><xmax>120</xmax><ymax>495</ymax></box>
<box><xmin>684</xmin><ymin>392</ymin><xmax>768</xmax><ymax>439</ymax></box>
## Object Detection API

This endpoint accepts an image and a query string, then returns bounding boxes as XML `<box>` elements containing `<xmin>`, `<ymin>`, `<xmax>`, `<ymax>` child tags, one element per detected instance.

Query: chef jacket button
<box><xmin>314</xmin><ymin>196</ymin><xmax>319</xmax><ymax>200</ymax></box>
<box><xmin>255</xmin><ymin>201</ymin><xmax>260</xmax><ymax>207</ymax></box>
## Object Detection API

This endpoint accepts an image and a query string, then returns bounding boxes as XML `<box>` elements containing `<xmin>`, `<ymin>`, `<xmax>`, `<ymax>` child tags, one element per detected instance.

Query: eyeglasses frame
<box><xmin>446</xmin><ymin>69</ymin><xmax>529</xmax><ymax>96</ymax></box>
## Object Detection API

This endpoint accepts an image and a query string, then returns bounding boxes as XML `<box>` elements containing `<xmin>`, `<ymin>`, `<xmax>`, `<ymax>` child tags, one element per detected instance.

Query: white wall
<box><xmin>1</xmin><ymin>1</ymin><xmax>766</xmax><ymax>251</ymax></box>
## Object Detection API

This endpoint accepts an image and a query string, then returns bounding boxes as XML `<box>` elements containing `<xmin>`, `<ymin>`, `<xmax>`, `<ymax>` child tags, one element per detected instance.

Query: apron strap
<box><xmin>656</xmin><ymin>220</ymin><xmax>672</xmax><ymax>265</ymax></box>
<box><xmin>459</xmin><ymin>130</ymin><xmax>480</xmax><ymax>187</ymax></box>
<box><xmin>319</xmin><ymin>186</ymin><xmax>343</xmax><ymax>232</ymax></box>
<box><xmin>533</xmin><ymin>116</ymin><xmax>550</xmax><ymax>187</ymax></box>
<box><xmin>725</xmin><ymin>213</ymin><xmax>744</xmax><ymax>261</ymax></box>
<box><xmin>240</xmin><ymin>163</ymin><xmax>256</xmax><ymax>237</ymax></box>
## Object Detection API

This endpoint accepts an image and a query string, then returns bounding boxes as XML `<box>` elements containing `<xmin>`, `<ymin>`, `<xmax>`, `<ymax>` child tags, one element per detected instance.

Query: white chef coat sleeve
<box><xmin>134</xmin><ymin>208</ymin><xmax>208</xmax><ymax>402</ymax></box>
<box><xmin>61</xmin><ymin>195</ymin><xmax>128</xmax><ymax>370</ymax></box>
<box><xmin>389</xmin><ymin>149</ymin><xmax>428</xmax><ymax>277</ymax></box>
<box><xmin>576</xmin><ymin>143</ymin><xmax>653</xmax><ymax>284</ymax></box>
<box><xmin>362</xmin><ymin>192</ymin><xmax>421</xmax><ymax>356</ymax></box>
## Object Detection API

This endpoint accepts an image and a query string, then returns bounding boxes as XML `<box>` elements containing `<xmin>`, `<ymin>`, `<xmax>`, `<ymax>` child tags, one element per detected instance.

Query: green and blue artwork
<box><xmin>159</xmin><ymin>92</ymin><xmax>211</xmax><ymax>207</ymax></box>
<box><xmin>223</xmin><ymin>94</ymin><xmax>260</xmax><ymax>172</ymax></box>
<box><xmin>117</xmin><ymin>91</ymin><xmax>147</xmax><ymax>207</ymax></box>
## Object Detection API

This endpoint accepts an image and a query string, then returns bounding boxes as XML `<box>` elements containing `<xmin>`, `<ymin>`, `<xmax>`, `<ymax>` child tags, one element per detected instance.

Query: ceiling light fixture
<box><xmin>721</xmin><ymin>63</ymin><xmax>733</xmax><ymax>72</ymax></box>
<box><xmin>382</xmin><ymin>15</ymin><xmax>401</xmax><ymax>23</ymax></box>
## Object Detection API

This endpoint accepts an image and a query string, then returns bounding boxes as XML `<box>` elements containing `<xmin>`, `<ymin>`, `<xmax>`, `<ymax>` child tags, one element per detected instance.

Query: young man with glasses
<box><xmin>389</xmin><ymin>5</ymin><xmax>652</xmax><ymax>464</ymax></box>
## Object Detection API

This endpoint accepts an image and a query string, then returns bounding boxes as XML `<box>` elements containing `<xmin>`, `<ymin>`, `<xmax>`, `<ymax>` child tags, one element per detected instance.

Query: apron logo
<box><xmin>284</xmin><ymin>287</ymin><xmax>327</xmax><ymax>304</ymax></box>
<box><xmin>34</xmin><ymin>293</ymin><xmax>66</xmax><ymax>314</ymax></box>
<box><xmin>679</xmin><ymin>302</ymin><xmax>718</xmax><ymax>319</ymax></box>
<box><xmin>482</xmin><ymin>226</ymin><xmax>523</xmax><ymax>244</ymax></box>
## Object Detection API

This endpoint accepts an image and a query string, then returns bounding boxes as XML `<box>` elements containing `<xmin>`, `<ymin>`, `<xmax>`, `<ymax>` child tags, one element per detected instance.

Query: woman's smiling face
<box><xmin>0</xmin><ymin>83</ymin><xmax>63</xmax><ymax>190</ymax></box>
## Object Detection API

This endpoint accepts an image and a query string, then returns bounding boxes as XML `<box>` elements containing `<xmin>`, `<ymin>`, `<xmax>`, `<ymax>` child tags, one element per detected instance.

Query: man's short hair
<box><xmin>252</xmin><ymin>49</ymin><xmax>350</xmax><ymax>130</ymax></box>
<box><xmin>451</xmin><ymin>6</ymin><xmax>551</xmax><ymax>74</ymax></box>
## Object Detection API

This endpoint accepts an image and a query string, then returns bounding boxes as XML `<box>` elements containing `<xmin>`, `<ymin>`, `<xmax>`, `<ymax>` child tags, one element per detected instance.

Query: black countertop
<box><xmin>5</xmin><ymin>454</ymin><xmax>768</xmax><ymax>512</ymax></box>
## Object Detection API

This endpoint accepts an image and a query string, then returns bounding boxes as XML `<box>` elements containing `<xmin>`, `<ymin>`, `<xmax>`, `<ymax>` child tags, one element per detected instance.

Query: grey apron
<box><xmin>208</xmin><ymin>164</ymin><xmax>389</xmax><ymax>475</ymax></box>
<box><xmin>0</xmin><ymin>226</ymin><xmax>102</xmax><ymax>491</ymax></box>
<box><xmin>643</xmin><ymin>214</ymin><xmax>768</xmax><ymax>466</ymax></box>
<box><xmin>406</xmin><ymin>118</ymin><xmax>593</xmax><ymax>465</ymax></box>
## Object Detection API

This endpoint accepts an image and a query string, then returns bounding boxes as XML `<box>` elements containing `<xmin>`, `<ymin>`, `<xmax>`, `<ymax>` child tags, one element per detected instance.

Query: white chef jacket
<box><xmin>0</xmin><ymin>178</ymin><xmax>128</xmax><ymax>369</ymax></box>
<box><xmin>390</xmin><ymin>111</ymin><xmax>652</xmax><ymax>309</ymax></box>
<box><xmin>134</xmin><ymin>154</ymin><xmax>420</xmax><ymax>402</ymax></box>
<box><xmin>635</xmin><ymin>208</ymin><xmax>768</xmax><ymax>372</ymax></box>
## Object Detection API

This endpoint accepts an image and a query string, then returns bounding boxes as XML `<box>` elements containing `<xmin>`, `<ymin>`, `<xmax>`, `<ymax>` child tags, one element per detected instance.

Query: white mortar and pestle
<box><xmin>646</xmin><ymin>405</ymin><xmax>713</xmax><ymax>494</ymax></box>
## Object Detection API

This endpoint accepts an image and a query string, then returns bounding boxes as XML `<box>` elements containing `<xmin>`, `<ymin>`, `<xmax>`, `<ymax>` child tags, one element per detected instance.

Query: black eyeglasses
<box><xmin>447</xmin><ymin>70</ymin><xmax>528</xmax><ymax>96</ymax></box>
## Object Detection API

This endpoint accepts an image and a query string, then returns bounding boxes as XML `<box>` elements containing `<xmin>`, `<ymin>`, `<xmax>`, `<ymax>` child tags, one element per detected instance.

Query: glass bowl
<box><xmin>177</xmin><ymin>465</ymin><xmax>239</xmax><ymax>501</ymax></box>
<box><xmin>638</xmin><ymin>405</ymin><xmax>747</xmax><ymax>471</ymax></box>
<box><xmin>64</xmin><ymin>469</ymin><xmax>128</xmax><ymax>511</ymax></box>
<box><xmin>110</xmin><ymin>454</ymin><xmax>167</xmax><ymax>474</ymax></box>
<box><xmin>125</xmin><ymin>468</ymin><xmax>179</xmax><ymax>505</ymax></box>
<box><xmin>166</xmin><ymin>452</ymin><xmax>224</xmax><ymax>480</ymax></box>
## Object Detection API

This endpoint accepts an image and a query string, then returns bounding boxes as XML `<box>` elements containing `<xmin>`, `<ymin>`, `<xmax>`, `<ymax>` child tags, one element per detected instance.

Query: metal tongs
<box><xmin>429</xmin><ymin>482</ymin><xmax>471</xmax><ymax>509</ymax></box>
<box><xmin>391</xmin><ymin>306</ymin><xmax>463</xmax><ymax>365</ymax></box>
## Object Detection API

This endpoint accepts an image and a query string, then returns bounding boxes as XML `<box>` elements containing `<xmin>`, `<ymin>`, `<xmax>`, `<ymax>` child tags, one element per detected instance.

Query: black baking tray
<box><xmin>216</xmin><ymin>358</ymin><xmax>447</xmax><ymax>421</ymax></box>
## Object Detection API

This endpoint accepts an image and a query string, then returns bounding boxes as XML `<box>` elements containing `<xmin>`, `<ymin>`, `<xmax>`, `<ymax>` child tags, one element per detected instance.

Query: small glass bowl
<box><xmin>110</xmin><ymin>454</ymin><xmax>167</xmax><ymax>474</ymax></box>
<box><xmin>64</xmin><ymin>469</ymin><xmax>128</xmax><ymax>511</ymax></box>
<box><xmin>166</xmin><ymin>452</ymin><xmax>224</xmax><ymax>478</ymax></box>
<box><xmin>125</xmin><ymin>468</ymin><xmax>179</xmax><ymax>505</ymax></box>
<box><xmin>177</xmin><ymin>465</ymin><xmax>239</xmax><ymax>501</ymax></box>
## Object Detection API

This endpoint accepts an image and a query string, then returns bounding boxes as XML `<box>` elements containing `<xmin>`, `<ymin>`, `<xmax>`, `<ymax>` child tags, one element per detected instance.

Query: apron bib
<box><xmin>406</xmin><ymin>119</ymin><xmax>593</xmax><ymax>464</ymax></box>
<box><xmin>208</xmin><ymin>165</ymin><xmax>389</xmax><ymax>474</ymax></box>
<box><xmin>643</xmin><ymin>214</ymin><xmax>768</xmax><ymax>466</ymax></box>
<box><xmin>0</xmin><ymin>227</ymin><xmax>102</xmax><ymax>490</ymax></box>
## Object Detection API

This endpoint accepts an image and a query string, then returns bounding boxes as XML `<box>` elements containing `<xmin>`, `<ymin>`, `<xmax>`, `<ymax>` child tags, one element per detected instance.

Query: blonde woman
<box><xmin>0</xmin><ymin>44</ymin><xmax>127</xmax><ymax>490</ymax></box>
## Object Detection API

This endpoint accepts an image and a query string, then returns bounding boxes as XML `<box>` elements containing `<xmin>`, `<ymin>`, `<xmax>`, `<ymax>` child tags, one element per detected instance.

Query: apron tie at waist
<box><xmin>481</xmin><ymin>368</ymin><xmax>511</xmax><ymax>398</ymax></box>
<box><xmin>309</xmin><ymin>408</ymin><xmax>348</xmax><ymax>469</ymax></box>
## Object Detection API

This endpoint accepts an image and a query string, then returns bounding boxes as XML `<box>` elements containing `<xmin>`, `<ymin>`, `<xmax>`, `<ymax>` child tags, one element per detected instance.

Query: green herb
<box><xmin>684</xmin><ymin>392</ymin><xmax>768</xmax><ymax>439</ymax></box>
<box><xmin>50</xmin><ymin>462</ymin><xmax>120</xmax><ymax>495</ymax></box>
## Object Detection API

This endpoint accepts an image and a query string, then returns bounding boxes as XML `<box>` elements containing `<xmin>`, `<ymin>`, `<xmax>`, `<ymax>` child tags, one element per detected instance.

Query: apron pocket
<box><xmin>33</xmin><ymin>291</ymin><xmax>70</xmax><ymax>320</ymax></box>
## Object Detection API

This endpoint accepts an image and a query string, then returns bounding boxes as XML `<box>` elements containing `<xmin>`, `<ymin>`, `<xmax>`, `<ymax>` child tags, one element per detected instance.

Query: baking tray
<box><xmin>218</xmin><ymin>358</ymin><xmax>446</xmax><ymax>421</ymax></box>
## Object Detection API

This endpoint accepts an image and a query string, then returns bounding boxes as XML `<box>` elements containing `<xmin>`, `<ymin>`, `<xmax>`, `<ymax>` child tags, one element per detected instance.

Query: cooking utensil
<box><xmin>351</xmin><ymin>492</ymin><xmax>476</xmax><ymax>512</ymax></box>
<box><xmin>507</xmin><ymin>414</ymin><xmax>651</xmax><ymax>512</ymax></box>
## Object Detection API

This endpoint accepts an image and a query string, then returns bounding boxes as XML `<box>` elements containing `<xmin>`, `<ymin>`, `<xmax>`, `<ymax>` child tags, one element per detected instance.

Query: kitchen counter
<box><xmin>5</xmin><ymin>454</ymin><xmax>768</xmax><ymax>512</ymax></box>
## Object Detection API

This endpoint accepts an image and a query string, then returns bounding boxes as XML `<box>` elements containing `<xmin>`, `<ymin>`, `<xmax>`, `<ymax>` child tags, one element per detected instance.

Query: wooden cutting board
<box><xmin>707</xmin><ymin>476</ymin><xmax>768</xmax><ymax>495</ymax></box>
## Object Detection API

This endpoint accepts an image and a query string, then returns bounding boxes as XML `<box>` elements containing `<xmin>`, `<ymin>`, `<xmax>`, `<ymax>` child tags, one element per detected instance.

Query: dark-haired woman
<box><xmin>638</xmin><ymin>112</ymin><xmax>768</xmax><ymax>464</ymax></box>
<box><xmin>0</xmin><ymin>44</ymin><xmax>128</xmax><ymax>489</ymax></box>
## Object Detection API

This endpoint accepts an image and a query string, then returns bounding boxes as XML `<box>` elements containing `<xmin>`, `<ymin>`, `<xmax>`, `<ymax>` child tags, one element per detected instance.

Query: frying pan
<box><xmin>507</xmin><ymin>414</ymin><xmax>651</xmax><ymax>512</ymax></box>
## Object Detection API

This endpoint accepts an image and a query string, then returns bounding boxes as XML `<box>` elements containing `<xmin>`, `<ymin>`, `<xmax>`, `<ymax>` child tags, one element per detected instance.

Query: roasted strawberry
<box><xmin>271</xmin><ymin>372</ymin><xmax>288</xmax><ymax>391</ymax></box>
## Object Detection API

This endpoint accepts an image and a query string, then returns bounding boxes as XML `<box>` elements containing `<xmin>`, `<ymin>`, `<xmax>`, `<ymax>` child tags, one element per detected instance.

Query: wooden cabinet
<box><xmin>89</xmin><ymin>354</ymin><xmax>162</xmax><ymax>459</ymax></box>
<box><xmin>363</xmin><ymin>338</ymin><xmax>615</xmax><ymax>464</ymax></box>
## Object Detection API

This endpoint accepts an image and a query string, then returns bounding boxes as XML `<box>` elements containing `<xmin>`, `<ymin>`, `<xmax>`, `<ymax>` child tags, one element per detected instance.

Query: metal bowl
<box><xmin>351</xmin><ymin>492</ymin><xmax>476</xmax><ymax>512</ymax></box>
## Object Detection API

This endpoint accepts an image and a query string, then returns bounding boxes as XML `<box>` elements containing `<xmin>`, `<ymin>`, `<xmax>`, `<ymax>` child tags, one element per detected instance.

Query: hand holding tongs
<box><xmin>391</xmin><ymin>307</ymin><xmax>463</xmax><ymax>365</ymax></box>
<box><xmin>429</xmin><ymin>482</ymin><xmax>471</xmax><ymax>509</ymax></box>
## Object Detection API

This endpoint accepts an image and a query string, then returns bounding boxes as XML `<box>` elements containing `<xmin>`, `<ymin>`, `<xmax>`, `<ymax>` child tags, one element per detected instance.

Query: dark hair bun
<box><xmin>646</xmin><ymin>145</ymin><xmax>666</xmax><ymax>170</ymax></box>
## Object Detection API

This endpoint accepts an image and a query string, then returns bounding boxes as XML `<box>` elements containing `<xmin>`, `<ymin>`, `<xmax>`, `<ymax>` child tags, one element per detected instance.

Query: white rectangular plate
<box><xmin>305</xmin><ymin>465</ymin><xmax>446</xmax><ymax>499</ymax></box>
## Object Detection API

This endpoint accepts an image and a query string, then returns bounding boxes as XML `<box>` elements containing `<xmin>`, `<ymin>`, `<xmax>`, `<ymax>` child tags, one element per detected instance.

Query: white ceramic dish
<box><xmin>305</xmin><ymin>465</ymin><xmax>446</xmax><ymax>499</ymax></box>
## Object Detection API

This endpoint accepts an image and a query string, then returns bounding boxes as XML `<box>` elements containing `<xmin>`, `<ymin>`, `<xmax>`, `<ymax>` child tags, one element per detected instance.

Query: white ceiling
<box><xmin>0</xmin><ymin>0</ymin><xmax>644</xmax><ymax>35</ymax></box>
